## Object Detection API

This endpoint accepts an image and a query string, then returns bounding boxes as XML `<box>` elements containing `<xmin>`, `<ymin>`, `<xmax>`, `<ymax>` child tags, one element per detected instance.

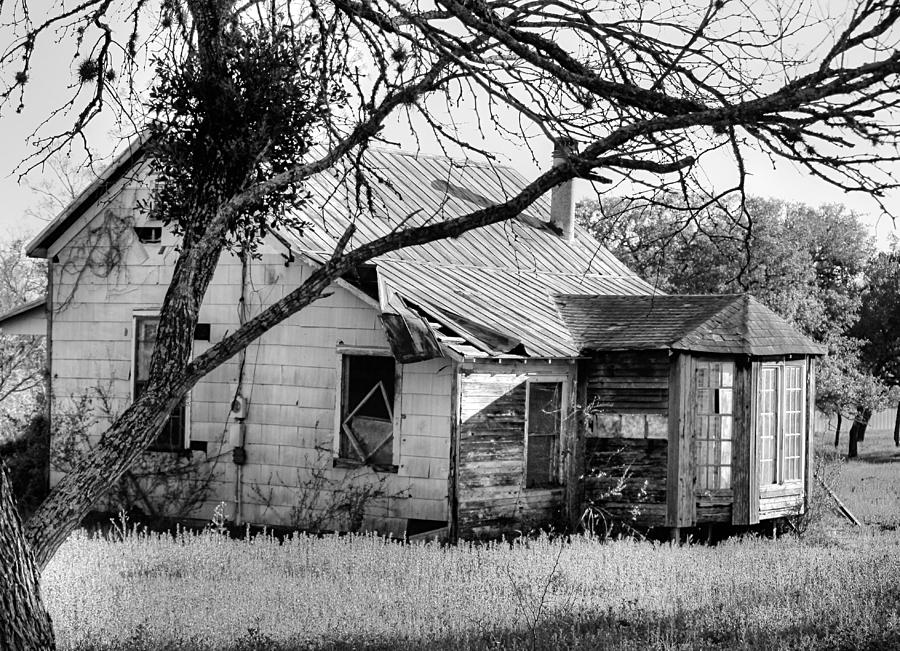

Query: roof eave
<box><xmin>25</xmin><ymin>135</ymin><xmax>150</xmax><ymax>259</ymax></box>
<box><xmin>0</xmin><ymin>296</ymin><xmax>46</xmax><ymax>326</ymax></box>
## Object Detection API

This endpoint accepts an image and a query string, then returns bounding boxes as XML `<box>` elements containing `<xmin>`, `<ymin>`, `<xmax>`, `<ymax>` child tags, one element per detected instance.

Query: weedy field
<box><xmin>42</xmin><ymin>430</ymin><xmax>900</xmax><ymax>651</ymax></box>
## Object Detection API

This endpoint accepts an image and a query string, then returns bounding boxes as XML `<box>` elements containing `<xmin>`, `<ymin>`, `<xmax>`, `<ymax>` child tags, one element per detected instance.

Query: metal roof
<box><xmin>279</xmin><ymin>148</ymin><xmax>642</xmax><ymax>277</ymax></box>
<box><xmin>555</xmin><ymin>294</ymin><xmax>826</xmax><ymax>356</ymax></box>
<box><xmin>277</xmin><ymin>148</ymin><xmax>657</xmax><ymax>357</ymax></box>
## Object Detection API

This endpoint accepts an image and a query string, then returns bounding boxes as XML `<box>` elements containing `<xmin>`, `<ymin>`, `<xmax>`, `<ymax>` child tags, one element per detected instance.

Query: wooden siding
<box><xmin>730</xmin><ymin>360</ymin><xmax>755</xmax><ymax>525</ymax></box>
<box><xmin>667</xmin><ymin>353</ymin><xmax>693</xmax><ymax>527</ymax></box>
<box><xmin>583</xmin><ymin>438</ymin><xmax>667</xmax><ymax>528</ymax></box>
<box><xmin>456</xmin><ymin>360</ymin><xmax>574</xmax><ymax>538</ymax></box>
<box><xmin>585</xmin><ymin>350</ymin><xmax>669</xmax><ymax>414</ymax></box>
<box><xmin>580</xmin><ymin>351</ymin><xmax>670</xmax><ymax>528</ymax></box>
<box><xmin>48</xmin><ymin>177</ymin><xmax>451</xmax><ymax>534</ymax></box>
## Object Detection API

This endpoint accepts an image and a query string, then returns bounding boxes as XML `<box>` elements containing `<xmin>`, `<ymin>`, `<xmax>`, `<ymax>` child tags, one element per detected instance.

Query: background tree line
<box><xmin>578</xmin><ymin>196</ymin><xmax>900</xmax><ymax>457</ymax></box>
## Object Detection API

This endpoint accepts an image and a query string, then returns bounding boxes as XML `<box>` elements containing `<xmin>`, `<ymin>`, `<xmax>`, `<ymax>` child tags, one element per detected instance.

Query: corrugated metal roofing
<box><xmin>278</xmin><ymin>148</ymin><xmax>660</xmax><ymax>357</ymax></box>
<box><xmin>280</xmin><ymin>148</ymin><xmax>642</xmax><ymax>277</ymax></box>
<box><xmin>555</xmin><ymin>294</ymin><xmax>826</xmax><ymax>356</ymax></box>
<box><xmin>378</xmin><ymin>261</ymin><xmax>653</xmax><ymax>358</ymax></box>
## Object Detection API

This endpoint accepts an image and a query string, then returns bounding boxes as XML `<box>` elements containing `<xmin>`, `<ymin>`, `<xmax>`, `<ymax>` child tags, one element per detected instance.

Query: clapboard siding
<box><xmin>759</xmin><ymin>488</ymin><xmax>804</xmax><ymax>519</ymax></box>
<box><xmin>49</xmin><ymin>177</ymin><xmax>451</xmax><ymax>533</ymax></box>
<box><xmin>585</xmin><ymin>351</ymin><xmax>670</xmax><ymax>415</ymax></box>
<box><xmin>456</xmin><ymin>360</ymin><xmax>574</xmax><ymax>538</ymax></box>
<box><xmin>583</xmin><ymin>438</ymin><xmax>668</xmax><ymax>527</ymax></box>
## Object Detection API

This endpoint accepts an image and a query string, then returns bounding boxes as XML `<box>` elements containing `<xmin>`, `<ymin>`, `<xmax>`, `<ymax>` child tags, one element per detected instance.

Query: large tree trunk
<box><xmin>847</xmin><ymin>407</ymin><xmax>871</xmax><ymax>458</ymax></box>
<box><xmin>894</xmin><ymin>401</ymin><xmax>900</xmax><ymax>447</ymax></box>
<box><xmin>848</xmin><ymin>423</ymin><xmax>858</xmax><ymax>458</ymax></box>
<box><xmin>834</xmin><ymin>412</ymin><xmax>842</xmax><ymax>448</ymax></box>
<box><xmin>856</xmin><ymin>408</ymin><xmax>872</xmax><ymax>443</ymax></box>
<box><xmin>0</xmin><ymin>460</ymin><xmax>55</xmax><ymax>650</ymax></box>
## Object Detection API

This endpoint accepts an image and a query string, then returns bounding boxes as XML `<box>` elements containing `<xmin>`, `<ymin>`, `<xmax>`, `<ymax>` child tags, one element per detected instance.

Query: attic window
<box><xmin>134</xmin><ymin>226</ymin><xmax>162</xmax><ymax>244</ymax></box>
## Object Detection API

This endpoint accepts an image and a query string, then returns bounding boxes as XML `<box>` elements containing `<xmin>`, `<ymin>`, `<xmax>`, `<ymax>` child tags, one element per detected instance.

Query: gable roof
<box><xmin>555</xmin><ymin>294</ymin><xmax>826</xmax><ymax>356</ymax></box>
<box><xmin>275</xmin><ymin>148</ymin><xmax>656</xmax><ymax>357</ymax></box>
<box><xmin>26</xmin><ymin>135</ymin><xmax>150</xmax><ymax>258</ymax></box>
<box><xmin>24</xmin><ymin>143</ymin><xmax>657</xmax><ymax>358</ymax></box>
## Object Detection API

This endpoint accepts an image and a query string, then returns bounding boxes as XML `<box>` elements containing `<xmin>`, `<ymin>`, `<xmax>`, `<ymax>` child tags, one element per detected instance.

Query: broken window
<box><xmin>694</xmin><ymin>360</ymin><xmax>734</xmax><ymax>492</ymax></box>
<box><xmin>339</xmin><ymin>354</ymin><xmax>396</xmax><ymax>467</ymax></box>
<box><xmin>133</xmin><ymin>315</ymin><xmax>186</xmax><ymax>452</ymax></box>
<box><xmin>526</xmin><ymin>382</ymin><xmax>562</xmax><ymax>489</ymax></box>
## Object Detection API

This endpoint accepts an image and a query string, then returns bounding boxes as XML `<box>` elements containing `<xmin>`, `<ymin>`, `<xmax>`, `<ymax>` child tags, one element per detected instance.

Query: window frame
<box><xmin>692</xmin><ymin>358</ymin><xmax>736</xmax><ymax>495</ymax></box>
<box><xmin>757</xmin><ymin>360</ymin><xmax>806</xmax><ymax>489</ymax></box>
<box><xmin>524</xmin><ymin>376</ymin><xmax>568</xmax><ymax>490</ymax></box>
<box><xmin>131</xmin><ymin>311</ymin><xmax>191</xmax><ymax>453</ymax></box>
<box><xmin>332</xmin><ymin>346</ymin><xmax>401</xmax><ymax>472</ymax></box>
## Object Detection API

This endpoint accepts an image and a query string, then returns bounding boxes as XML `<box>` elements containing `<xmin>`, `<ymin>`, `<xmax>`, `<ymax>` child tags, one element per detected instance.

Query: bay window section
<box><xmin>756</xmin><ymin>361</ymin><xmax>806</xmax><ymax>486</ymax></box>
<box><xmin>694</xmin><ymin>360</ymin><xmax>734</xmax><ymax>492</ymax></box>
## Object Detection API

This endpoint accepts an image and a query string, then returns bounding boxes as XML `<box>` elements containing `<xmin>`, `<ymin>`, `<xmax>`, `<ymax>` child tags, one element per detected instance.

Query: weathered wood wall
<box><xmin>456</xmin><ymin>360</ymin><xmax>574</xmax><ymax>538</ymax></box>
<box><xmin>48</xmin><ymin>174</ymin><xmax>451</xmax><ymax>535</ymax></box>
<box><xmin>585</xmin><ymin>351</ymin><xmax>669</xmax><ymax>414</ymax></box>
<box><xmin>582</xmin><ymin>351</ymin><xmax>671</xmax><ymax>529</ymax></box>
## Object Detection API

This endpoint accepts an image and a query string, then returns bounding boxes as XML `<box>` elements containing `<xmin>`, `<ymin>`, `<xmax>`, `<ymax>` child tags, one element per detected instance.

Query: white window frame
<box><xmin>132</xmin><ymin>311</ymin><xmax>191</xmax><ymax>452</ymax></box>
<box><xmin>333</xmin><ymin>346</ymin><xmax>401</xmax><ymax>468</ymax></box>
<box><xmin>693</xmin><ymin>358</ymin><xmax>736</xmax><ymax>494</ymax></box>
<box><xmin>524</xmin><ymin>375</ymin><xmax>568</xmax><ymax>490</ymax></box>
<box><xmin>757</xmin><ymin>360</ymin><xmax>806</xmax><ymax>488</ymax></box>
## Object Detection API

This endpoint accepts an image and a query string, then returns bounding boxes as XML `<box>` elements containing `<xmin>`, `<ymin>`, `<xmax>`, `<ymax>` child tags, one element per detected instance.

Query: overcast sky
<box><xmin>1</xmin><ymin>5</ymin><xmax>897</xmax><ymax>248</ymax></box>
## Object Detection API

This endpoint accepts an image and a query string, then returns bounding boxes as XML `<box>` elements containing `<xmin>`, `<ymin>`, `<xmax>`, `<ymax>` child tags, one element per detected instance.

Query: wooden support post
<box><xmin>666</xmin><ymin>353</ymin><xmax>694</xmax><ymax>528</ymax></box>
<box><xmin>447</xmin><ymin>363</ymin><xmax>460</xmax><ymax>543</ymax></box>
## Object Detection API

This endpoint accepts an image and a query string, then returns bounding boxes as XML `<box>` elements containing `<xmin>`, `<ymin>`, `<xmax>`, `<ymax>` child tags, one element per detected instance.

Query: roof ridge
<box><xmin>368</xmin><ymin>146</ymin><xmax>526</xmax><ymax>174</ymax></box>
<box><xmin>376</xmin><ymin>257</ymin><xmax>649</xmax><ymax>281</ymax></box>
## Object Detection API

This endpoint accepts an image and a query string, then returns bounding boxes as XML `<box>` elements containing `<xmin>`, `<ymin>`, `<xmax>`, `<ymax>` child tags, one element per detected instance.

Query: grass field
<box><xmin>42</xmin><ymin>430</ymin><xmax>900</xmax><ymax>651</ymax></box>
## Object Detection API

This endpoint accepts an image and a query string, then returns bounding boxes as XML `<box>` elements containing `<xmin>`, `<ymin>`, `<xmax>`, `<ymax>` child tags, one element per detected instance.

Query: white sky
<box><xmin>0</xmin><ymin>3</ymin><xmax>897</xmax><ymax>248</ymax></box>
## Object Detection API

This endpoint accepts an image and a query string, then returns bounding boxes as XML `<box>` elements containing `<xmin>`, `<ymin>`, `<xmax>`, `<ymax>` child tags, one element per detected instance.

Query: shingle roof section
<box><xmin>555</xmin><ymin>294</ymin><xmax>826</xmax><ymax>356</ymax></box>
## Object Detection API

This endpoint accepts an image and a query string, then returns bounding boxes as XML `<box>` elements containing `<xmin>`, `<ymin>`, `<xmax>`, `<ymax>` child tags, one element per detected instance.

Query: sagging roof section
<box><xmin>555</xmin><ymin>294</ymin><xmax>826</xmax><ymax>356</ymax></box>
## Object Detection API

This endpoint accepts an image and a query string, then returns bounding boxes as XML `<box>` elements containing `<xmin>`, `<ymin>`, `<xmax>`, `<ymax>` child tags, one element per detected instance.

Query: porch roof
<box><xmin>554</xmin><ymin>294</ymin><xmax>826</xmax><ymax>356</ymax></box>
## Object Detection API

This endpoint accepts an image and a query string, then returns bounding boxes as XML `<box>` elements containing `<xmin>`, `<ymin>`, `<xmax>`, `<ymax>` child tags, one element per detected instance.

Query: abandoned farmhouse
<box><xmin>0</xmin><ymin>142</ymin><xmax>824</xmax><ymax>540</ymax></box>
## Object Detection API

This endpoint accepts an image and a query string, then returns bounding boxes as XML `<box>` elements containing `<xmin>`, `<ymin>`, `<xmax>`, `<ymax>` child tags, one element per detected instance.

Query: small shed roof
<box><xmin>0</xmin><ymin>297</ymin><xmax>47</xmax><ymax>336</ymax></box>
<box><xmin>555</xmin><ymin>294</ymin><xmax>826</xmax><ymax>356</ymax></box>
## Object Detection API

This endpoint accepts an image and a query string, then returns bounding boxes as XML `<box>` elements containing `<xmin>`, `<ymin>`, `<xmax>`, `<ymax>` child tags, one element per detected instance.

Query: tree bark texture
<box><xmin>856</xmin><ymin>408</ymin><xmax>871</xmax><ymax>443</ymax></box>
<box><xmin>0</xmin><ymin>460</ymin><xmax>55</xmax><ymax>651</ymax></box>
<box><xmin>834</xmin><ymin>412</ymin><xmax>842</xmax><ymax>448</ymax></box>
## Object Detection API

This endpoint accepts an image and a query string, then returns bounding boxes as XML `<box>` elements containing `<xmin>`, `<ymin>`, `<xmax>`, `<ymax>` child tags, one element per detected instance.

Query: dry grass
<box><xmin>41</xmin><ymin>432</ymin><xmax>900</xmax><ymax>651</ymax></box>
<box><xmin>828</xmin><ymin>428</ymin><xmax>900</xmax><ymax>530</ymax></box>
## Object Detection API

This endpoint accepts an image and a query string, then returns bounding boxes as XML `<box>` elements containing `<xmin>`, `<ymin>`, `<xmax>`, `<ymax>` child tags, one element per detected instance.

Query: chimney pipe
<box><xmin>550</xmin><ymin>137</ymin><xmax>577</xmax><ymax>241</ymax></box>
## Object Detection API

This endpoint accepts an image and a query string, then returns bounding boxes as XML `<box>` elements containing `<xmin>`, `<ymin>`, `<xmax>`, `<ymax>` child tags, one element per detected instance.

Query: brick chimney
<box><xmin>550</xmin><ymin>138</ymin><xmax>577</xmax><ymax>241</ymax></box>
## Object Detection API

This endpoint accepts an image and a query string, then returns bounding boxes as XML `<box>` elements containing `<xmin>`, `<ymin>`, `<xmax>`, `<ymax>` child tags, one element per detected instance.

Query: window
<box><xmin>694</xmin><ymin>360</ymin><xmax>734</xmax><ymax>492</ymax></box>
<box><xmin>525</xmin><ymin>381</ymin><xmax>563</xmax><ymax>489</ymax></box>
<box><xmin>133</xmin><ymin>315</ymin><xmax>186</xmax><ymax>452</ymax></box>
<box><xmin>757</xmin><ymin>361</ymin><xmax>805</xmax><ymax>485</ymax></box>
<box><xmin>338</xmin><ymin>354</ymin><xmax>396</xmax><ymax>467</ymax></box>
